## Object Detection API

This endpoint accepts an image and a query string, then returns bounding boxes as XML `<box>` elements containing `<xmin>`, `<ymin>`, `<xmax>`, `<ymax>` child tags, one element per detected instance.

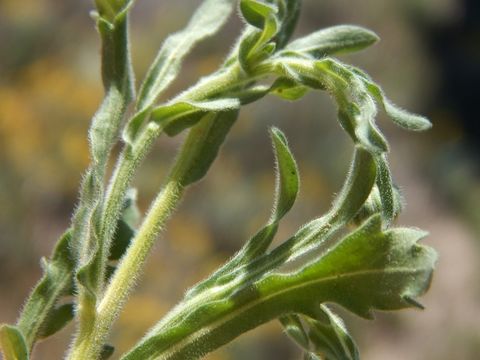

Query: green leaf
<box><xmin>100</xmin><ymin>344</ymin><xmax>115</xmax><ymax>359</ymax></box>
<box><xmin>240</xmin><ymin>0</ymin><xmax>278</xmax><ymax>29</ymax></box>
<box><xmin>270</xmin><ymin>126</ymin><xmax>300</xmax><ymax>220</ymax></box>
<box><xmin>171</xmin><ymin>110</ymin><xmax>239</xmax><ymax>186</ymax></box>
<box><xmin>90</xmin><ymin>6</ymin><xmax>135</xmax><ymax>171</ymax></box>
<box><xmin>273</xmin><ymin>0</ymin><xmax>302</xmax><ymax>49</ymax></box>
<box><xmin>38</xmin><ymin>303</ymin><xmax>75</xmax><ymax>339</ymax></box>
<box><xmin>271</xmin><ymin>78</ymin><xmax>309</xmax><ymax>100</ymax></box>
<box><xmin>363</xmin><ymin>80</ymin><xmax>432</xmax><ymax>131</ymax></box>
<box><xmin>109</xmin><ymin>189</ymin><xmax>140</xmax><ymax>261</ymax></box>
<box><xmin>121</xmin><ymin>215</ymin><xmax>436</xmax><ymax>360</ymax></box>
<box><xmin>284</xmin><ymin>25</ymin><xmax>379</xmax><ymax>58</ymax></box>
<box><xmin>281</xmin><ymin>307</ymin><xmax>359</xmax><ymax>360</ymax></box>
<box><xmin>150</xmin><ymin>98</ymin><xmax>240</xmax><ymax>136</ymax></box>
<box><xmin>306</xmin><ymin>306</ymin><xmax>359</xmax><ymax>360</ymax></box>
<box><xmin>238</xmin><ymin>1</ymin><xmax>281</xmax><ymax>71</ymax></box>
<box><xmin>0</xmin><ymin>325</ymin><xmax>28</xmax><ymax>360</ymax></box>
<box><xmin>94</xmin><ymin>0</ymin><xmax>134</xmax><ymax>23</ymax></box>
<box><xmin>135</xmin><ymin>0</ymin><xmax>236</xmax><ymax>113</ymax></box>
<box><xmin>374</xmin><ymin>154</ymin><xmax>401</xmax><ymax>225</ymax></box>
<box><xmin>280</xmin><ymin>315</ymin><xmax>311</xmax><ymax>349</ymax></box>
<box><xmin>16</xmin><ymin>230</ymin><xmax>74</xmax><ymax>350</ymax></box>
<box><xmin>210</xmin><ymin>146</ymin><xmax>376</xmax><ymax>291</ymax></box>
<box><xmin>185</xmin><ymin>127</ymin><xmax>299</xmax><ymax>297</ymax></box>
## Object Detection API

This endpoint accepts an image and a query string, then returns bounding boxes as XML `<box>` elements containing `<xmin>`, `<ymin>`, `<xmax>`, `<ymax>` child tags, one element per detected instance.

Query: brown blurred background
<box><xmin>1</xmin><ymin>0</ymin><xmax>479</xmax><ymax>359</ymax></box>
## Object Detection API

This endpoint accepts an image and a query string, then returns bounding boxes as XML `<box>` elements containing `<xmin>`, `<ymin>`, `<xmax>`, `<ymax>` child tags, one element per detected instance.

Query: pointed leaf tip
<box><xmin>270</xmin><ymin>127</ymin><xmax>300</xmax><ymax>221</ymax></box>
<box><xmin>285</xmin><ymin>24</ymin><xmax>379</xmax><ymax>58</ymax></box>
<box><xmin>384</xmin><ymin>99</ymin><xmax>432</xmax><ymax>131</ymax></box>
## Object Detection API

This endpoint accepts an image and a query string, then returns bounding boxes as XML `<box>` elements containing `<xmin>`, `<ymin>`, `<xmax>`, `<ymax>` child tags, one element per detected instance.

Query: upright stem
<box><xmin>67</xmin><ymin>115</ymin><xmax>217</xmax><ymax>359</ymax></box>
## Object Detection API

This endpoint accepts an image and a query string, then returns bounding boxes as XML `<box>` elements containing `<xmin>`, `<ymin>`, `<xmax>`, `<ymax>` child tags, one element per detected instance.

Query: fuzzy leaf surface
<box><xmin>284</xmin><ymin>25</ymin><xmax>379</xmax><ymax>58</ymax></box>
<box><xmin>0</xmin><ymin>325</ymin><xmax>28</xmax><ymax>360</ymax></box>
<box><xmin>121</xmin><ymin>214</ymin><xmax>436</xmax><ymax>359</ymax></box>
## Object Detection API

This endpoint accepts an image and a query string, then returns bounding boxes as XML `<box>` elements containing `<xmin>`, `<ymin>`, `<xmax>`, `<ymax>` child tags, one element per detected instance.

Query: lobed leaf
<box><xmin>121</xmin><ymin>215</ymin><xmax>436</xmax><ymax>360</ymax></box>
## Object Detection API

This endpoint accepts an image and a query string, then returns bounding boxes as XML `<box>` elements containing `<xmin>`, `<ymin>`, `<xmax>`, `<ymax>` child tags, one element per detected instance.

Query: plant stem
<box><xmin>67</xmin><ymin>113</ymin><xmax>222</xmax><ymax>359</ymax></box>
<box><xmin>68</xmin><ymin>178</ymin><xmax>183</xmax><ymax>360</ymax></box>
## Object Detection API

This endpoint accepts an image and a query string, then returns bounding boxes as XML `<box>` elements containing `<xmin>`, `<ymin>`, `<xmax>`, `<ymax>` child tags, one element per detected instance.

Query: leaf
<box><xmin>383</xmin><ymin>99</ymin><xmax>432</xmax><ymax>131</ymax></box>
<box><xmin>0</xmin><ymin>325</ymin><xmax>28</xmax><ymax>360</ymax></box>
<box><xmin>280</xmin><ymin>315</ymin><xmax>311</xmax><ymax>349</ymax></box>
<box><xmin>306</xmin><ymin>306</ymin><xmax>359</xmax><ymax>360</ymax></box>
<box><xmin>273</xmin><ymin>0</ymin><xmax>302</xmax><ymax>49</ymax></box>
<box><xmin>374</xmin><ymin>154</ymin><xmax>401</xmax><ymax>225</ymax></box>
<box><xmin>238</xmin><ymin>0</ymin><xmax>280</xmax><ymax>71</ymax></box>
<box><xmin>185</xmin><ymin>127</ymin><xmax>299</xmax><ymax>297</ymax></box>
<box><xmin>172</xmin><ymin>110</ymin><xmax>239</xmax><ymax>187</ymax></box>
<box><xmin>271</xmin><ymin>78</ymin><xmax>310</xmax><ymax>100</ymax></box>
<box><xmin>135</xmin><ymin>0</ymin><xmax>236</xmax><ymax>112</ymax></box>
<box><xmin>209</xmin><ymin>146</ymin><xmax>376</xmax><ymax>291</ymax></box>
<box><xmin>16</xmin><ymin>230</ymin><xmax>74</xmax><ymax>350</ymax></box>
<box><xmin>100</xmin><ymin>344</ymin><xmax>115</xmax><ymax>360</ymax></box>
<box><xmin>240</xmin><ymin>0</ymin><xmax>278</xmax><ymax>29</ymax></box>
<box><xmin>94</xmin><ymin>0</ymin><xmax>134</xmax><ymax>23</ymax></box>
<box><xmin>270</xmin><ymin>126</ymin><xmax>300</xmax><ymax>221</ymax></box>
<box><xmin>150</xmin><ymin>98</ymin><xmax>240</xmax><ymax>136</ymax></box>
<box><xmin>284</xmin><ymin>25</ymin><xmax>379</xmax><ymax>58</ymax></box>
<box><xmin>281</xmin><ymin>306</ymin><xmax>359</xmax><ymax>360</ymax></box>
<box><xmin>109</xmin><ymin>189</ymin><xmax>140</xmax><ymax>261</ymax></box>
<box><xmin>90</xmin><ymin>6</ymin><xmax>135</xmax><ymax>171</ymax></box>
<box><xmin>38</xmin><ymin>304</ymin><xmax>75</xmax><ymax>339</ymax></box>
<box><xmin>363</xmin><ymin>80</ymin><xmax>432</xmax><ymax>131</ymax></box>
<box><xmin>121</xmin><ymin>215</ymin><xmax>436</xmax><ymax>360</ymax></box>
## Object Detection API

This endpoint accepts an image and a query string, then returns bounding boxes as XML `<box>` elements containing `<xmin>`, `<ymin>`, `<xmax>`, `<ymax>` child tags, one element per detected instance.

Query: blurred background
<box><xmin>1</xmin><ymin>0</ymin><xmax>479</xmax><ymax>359</ymax></box>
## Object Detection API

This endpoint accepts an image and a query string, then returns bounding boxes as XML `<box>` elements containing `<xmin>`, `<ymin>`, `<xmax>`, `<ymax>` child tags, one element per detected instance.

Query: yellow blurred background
<box><xmin>1</xmin><ymin>0</ymin><xmax>479</xmax><ymax>359</ymax></box>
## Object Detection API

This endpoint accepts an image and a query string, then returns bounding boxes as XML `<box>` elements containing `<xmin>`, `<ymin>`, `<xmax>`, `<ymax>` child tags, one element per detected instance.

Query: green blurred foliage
<box><xmin>0</xmin><ymin>1</ymin><xmax>479</xmax><ymax>359</ymax></box>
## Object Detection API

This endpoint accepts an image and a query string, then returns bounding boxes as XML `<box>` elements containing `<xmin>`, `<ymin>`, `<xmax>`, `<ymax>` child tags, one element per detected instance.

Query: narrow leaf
<box><xmin>109</xmin><ymin>189</ymin><xmax>140</xmax><ymax>261</ymax></box>
<box><xmin>364</xmin><ymin>80</ymin><xmax>432</xmax><ymax>131</ymax></box>
<box><xmin>16</xmin><ymin>230</ymin><xmax>74</xmax><ymax>349</ymax></box>
<box><xmin>240</xmin><ymin>0</ymin><xmax>278</xmax><ymax>29</ymax></box>
<box><xmin>38</xmin><ymin>304</ymin><xmax>75</xmax><ymax>339</ymax></box>
<box><xmin>284</xmin><ymin>25</ymin><xmax>379</xmax><ymax>58</ymax></box>
<box><xmin>274</xmin><ymin>0</ymin><xmax>302</xmax><ymax>49</ymax></box>
<box><xmin>150</xmin><ymin>98</ymin><xmax>240</xmax><ymax>136</ymax></box>
<box><xmin>306</xmin><ymin>306</ymin><xmax>359</xmax><ymax>360</ymax></box>
<box><xmin>100</xmin><ymin>344</ymin><xmax>115</xmax><ymax>359</ymax></box>
<box><xmin>172</xmin><ymin>110</ymin><xmax>239</xmax><ymax>186</ymax></box>
<box><xmin>384</xmin><ymin>99</ymin><xmax>432</xmax><ymax>131</ymax></box>
<box><xmin>280</xmin><ymin>315</ymin><xmax>311</xmax><ymax>349</ymax></box>
<box><xmin>136</xmin><ymin>0</ymin><xmax>236</xmax><ymax>112</ymax></box>
<box><xmin>282</xmin><ymin>307</ymin><xmax>359</xmax><ymax>360</ymax></box>
<box><xmin>270</xmin><ymin>126</ymin><xmax>300</xmax><ymax>221</ymax></box>
<box><xmin>186</xmin><ymin>127</ymin><xmax>299</xmax><ymax>297</ymax></box>
<box><xmin>0</xmin><ymin>325</ymin><xmax>28</xmax><ymax>360</ymax></box>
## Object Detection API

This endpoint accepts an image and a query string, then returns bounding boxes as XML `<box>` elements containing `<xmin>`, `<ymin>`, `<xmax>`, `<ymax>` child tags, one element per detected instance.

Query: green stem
<box><xmin>67</xmin><ymin>114</ymin><xmax>222</xmax><ymax>359</ymax></box>
<box><xmin>97</xmin><ymin>123</ymin><xmax>162</xmax><ymax>292</ymax></box>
